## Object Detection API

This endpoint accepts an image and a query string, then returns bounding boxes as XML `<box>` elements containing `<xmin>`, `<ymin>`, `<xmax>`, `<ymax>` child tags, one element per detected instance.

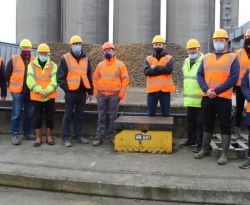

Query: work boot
<box><xmin>78</xmin><ymin>137</ymin><xmax>89</xmax><ymax>144</ymax></box>
<box><xmin>180</xmin><ymin>139</ymin><xmax>196</xmax><ymax>148</ymax></box>
<box><xmin>92</xmin><ymin>138</ymin><xmax>102</xmax><ymax>146</ymax></box>
<box><xmin>239</xmin><ymin>157</ymin><xmax>250</xmax><ymax>169</ymax></box>
<box><xmin>11</xmin><ymin>134</ymin><xmax>21</xmax><ymax>145</ymax></box>
<box><xmin>194</xmin><ymin>132</ymin><xmax>212</xmax><ymax>159</ymax></box>
<box><xmin>217</xmin><ymin>134</ymin><xmax>231</xmax><ymax>165</ymax></box>
<box><xmin>33</xmin><ymin>129</ymin><xmax>43</xmax><ymax>147</ymax></box>
<box><xmin>62</xmin><ymin>138</ymin><xmax>72</xmax><ymax>147</ymax></box>
<box><xmin>46</xmin><ymin>128</ymin><xmax>55</xmax><ymax>145</ymax></box>
<box><xmin>232</xmin><ymin>127</ymin><xmax>241</xmax><ymax>140</ymax></box>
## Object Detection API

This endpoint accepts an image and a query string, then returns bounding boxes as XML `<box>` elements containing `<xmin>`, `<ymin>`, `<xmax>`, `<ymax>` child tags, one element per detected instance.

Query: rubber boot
<box><xmin>217</xmin><ymin>134</ymin><xmax>231</xmax><ymax>165</ymax></box>
<box><xmin>194</xmin><ymin>132</ymin><xmax>212</xmax><ymax>159</ymax></box>
<box><xmin>46</xmin><ymin>128</ymin><xmax>55</xmax><ymax>145</ymax></box>
<box><xmin>33</xmin><ymin>129</ymin><xmax>42</xmax><ymax>147</ymax></box>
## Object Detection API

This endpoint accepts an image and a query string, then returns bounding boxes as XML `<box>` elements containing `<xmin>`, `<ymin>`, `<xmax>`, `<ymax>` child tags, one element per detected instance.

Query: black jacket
<box><xmin>56</xmin><ymin>50</ymin><xmax>93</xmax><ymax>95</ymax></box>
<box><xmin>0</xmin><ymin>60</ymin><xmax>7</xmax><ymax>97</ymax></box>
<box><xmin>143</xmin><ymin>51</ymin><xmax>174</xmax><ymax>77</ymax></box>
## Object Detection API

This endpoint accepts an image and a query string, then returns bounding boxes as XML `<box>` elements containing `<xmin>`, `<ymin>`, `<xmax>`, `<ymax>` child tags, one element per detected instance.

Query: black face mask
<box><xmin>244</xmin><ymin>39</ymin><xmax>250</xmax><ymax>48</ymax></box>
<box><xmin>154</xmin><ymin>47</ymin><xmax>163</xmax><ymax>55</ymax></box>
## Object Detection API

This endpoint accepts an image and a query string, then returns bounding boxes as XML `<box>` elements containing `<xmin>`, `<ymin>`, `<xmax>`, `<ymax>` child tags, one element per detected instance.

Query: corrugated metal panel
<box><xmin>0</xmin><ymin>42</ymin><xmax>36</xmax><ymax>64</ymax></box>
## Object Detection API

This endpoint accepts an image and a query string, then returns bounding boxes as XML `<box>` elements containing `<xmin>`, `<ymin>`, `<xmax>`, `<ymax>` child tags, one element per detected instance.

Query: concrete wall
<box><xmin>61</xmin><ymin>0</ymin><xmax>109</xmax><ymax>44</ymax></box>
<box><xmin>113</xmin><ymin>0</ymin><xmax>160</xmax><ymax>44</ymax></box>
<box><xmin>16</xmin><ymin>0</ymin><xmax>61</xmax><ymax>44</ymax></box>
<box><xmin>166</xmin><ymin>0</ymin><xmax>215</xmax><ymax>53</ymax></box>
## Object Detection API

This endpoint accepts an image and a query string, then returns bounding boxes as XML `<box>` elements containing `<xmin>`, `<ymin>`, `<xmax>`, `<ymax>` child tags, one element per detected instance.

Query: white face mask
<box><xmin>189</xmin><ymin>53</ymin><xmax>199</xmax><ymax>60</ymax></box>
<box><xmin>39</xmin><ymin>55</ymin><xmax>48</xmax><ymax>62</ymax></box>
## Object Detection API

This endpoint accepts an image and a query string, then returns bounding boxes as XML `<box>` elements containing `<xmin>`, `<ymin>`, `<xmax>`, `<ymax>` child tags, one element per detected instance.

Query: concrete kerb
<box><xmin>0</xmin><ymin>167</ymin><xmax>249</xmax><ymax>204</ymax></box>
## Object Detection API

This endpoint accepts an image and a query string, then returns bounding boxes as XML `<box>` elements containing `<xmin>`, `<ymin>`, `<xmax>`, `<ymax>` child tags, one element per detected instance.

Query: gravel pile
<box><xmin>47</xmin><ymin>43</ymin><xmax>187</xmax><ymax>92</ymax></box>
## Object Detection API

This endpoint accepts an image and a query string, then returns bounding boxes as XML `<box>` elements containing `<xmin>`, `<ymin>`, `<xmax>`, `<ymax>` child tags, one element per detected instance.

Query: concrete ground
<box><xmin>0</xmin><ymin>186</ymin><xmax>210</xmax><ymax>205</ymax></box>
<box><xmin>0</xmin><ymin>135</ymin><xmax>249</xmax><ymax>204</ymax></box>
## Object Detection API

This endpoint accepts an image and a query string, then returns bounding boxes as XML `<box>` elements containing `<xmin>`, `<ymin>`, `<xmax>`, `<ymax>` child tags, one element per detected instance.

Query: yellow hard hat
<box><xmin>186</xmin><ymin>39</ymin><xmax>201</xmax><ymax>49</ymax></box>
<box><xmin>102</xmin><ymin>42</ymin><xmax>115</xmax><ymax>51</ymax></box>
<box><xmin>245</xmin><ymin>29</ymin><xmax>250</xmax><ymax>38</ymax></box>
<box><xmin>70</xmin><ymin>35</ymin><xmax>83</xmax><ymax>45</ymax></box>
<box><xmin>37</xmin><ymin>43</ymin><xmax>50</xmax><ymax>53</ymax></box>
<box><xmin>19</xmin><ymin>39</ymin><xmax>32</xmax><ymax>48</ymax></box>
<box><xmin>213</xmin><ymin>29</ymin><xmax>228</xmax><ymax>39</ymax></box>
<box><xmin>152</xmin><ymin>35</ymin><xmax>165</xmax><ymax>44</ymax></box>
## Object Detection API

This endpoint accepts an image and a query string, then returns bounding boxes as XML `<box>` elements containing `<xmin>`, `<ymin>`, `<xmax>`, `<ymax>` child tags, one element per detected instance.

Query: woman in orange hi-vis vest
<box><xmin>143</xmin><ymin>35</ymin><xmax>175</xmax><ymax>117</ymax></box>
<box><xmin>233</xmin><ymin>29</ymin><xmax>250</xmax><ymax>139</ymax></box>
<box><xmin>5</xmin><ymin>39</ymin><xmax>35</xmax><ymax>145</ymax></box>
<box><xmin>92</xmin><ymin>42</ymin><xmax>129</xmax><ymax>146</ymax></box>
<box><xmin>27</xmin><ymin>44</ymin><xmax>58</xmax><ymax>147</ymax></box>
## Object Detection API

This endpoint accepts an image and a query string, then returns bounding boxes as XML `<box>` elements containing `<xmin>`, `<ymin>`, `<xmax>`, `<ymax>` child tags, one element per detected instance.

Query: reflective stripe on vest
<box><xmin>236</xmin><ymin>48</ymin><xmax>250</xmax><ymax>86</ymax></box>
<box><xmin>64</xmin><ymin>53</ymin><xmax>90</xmax><ymax>90</ymax></box>
<box><xmin>95</xmin><ymin>60</ymin><xmax>127</xmax><ymax>92</ymax></box>
<box><xmin>30</xmin><ymin>61</ymin><xmax>57</xmax><ymax>101</ymax></box>
<box><xmin>203</xmin><ymin>52</ymin><xmax>236</xmax><ymax>99</ymax></box>
<box><xmin>183</xmin><ymin>55</ymin><xmax>203</xmax><ymax>107</ymax></box>
<box><xmin>9</xmin><ymin>55</ymin><xmax>34</xmax><ymax>93</ymax></box>
<box><xmin>146</xmin><ymin>55</ymin><xmax>175</xmax><ymax>93</ymax></box>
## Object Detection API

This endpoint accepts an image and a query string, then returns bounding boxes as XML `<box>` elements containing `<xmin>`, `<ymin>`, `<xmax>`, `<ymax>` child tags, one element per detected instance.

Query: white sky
<box><xmin>0</xmin><ymin>0</ymin><xmax>249</xmax><ymax>43</ymax></box>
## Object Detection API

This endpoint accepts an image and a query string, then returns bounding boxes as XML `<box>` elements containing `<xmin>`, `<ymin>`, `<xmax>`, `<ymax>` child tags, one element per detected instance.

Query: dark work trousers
<box><xmin>33</xmin><ymin>99</ymin><xmax>55</xmax><ymax>129</ymax></box>
<box><xmin>187</xmin><ymin>106</ymin><xmax>203</xmax><ymax>146</ymax></box>
<box><xmin>202</xmin><ymin>96</ymin><xmax>232</xmax><ymax>135</ymax></box>
<box><xmin>248</xmin><ymin>126</ymin><xmax>250</xmax><ymax>157</ymax></box>
<box><xmin>235</xmin><ymin>86</ymin><xmax>245</xmax><ymax>128</ymax></box>
<box><xmin>96</xmin><ymin>94</ymin><xmax>120</xmax><ymax>139</ymax></box>
<box><xmin>147</xmin><ymin>91</ymin><xmax>170</xmax><ymax>117</ymax></box>
<box><xmin>61</xmin><ymin>91</ymin><xmax>86</xmax><ymax>141</ymax></box>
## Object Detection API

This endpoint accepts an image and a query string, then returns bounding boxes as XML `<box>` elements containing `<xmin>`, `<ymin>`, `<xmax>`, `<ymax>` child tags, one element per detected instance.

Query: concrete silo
<box><xmin>61</xmin><ymin>0</ymin><xmax>109</xmax><ymax>44</ymax></box>
<box><xmin>16</xmin><ymin>0</ymin><xmax>61</xmax><ymax>44</ymax></box>
<box><xmin>113</xmin><ymin>0</ymin><xmax>161</xmax><ymax>44</ymax></box>
<box><xmin>166</xmin><ymin>0</ymin><xmax>215</xmax><ymax>52</ymax></box>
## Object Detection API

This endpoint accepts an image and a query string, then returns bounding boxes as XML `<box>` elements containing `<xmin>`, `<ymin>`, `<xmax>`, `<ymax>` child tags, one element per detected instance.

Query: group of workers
<box><xmin>0</xmin><ymin>27</ymin><xmax>249</xmax><ymax>169</ymax></box>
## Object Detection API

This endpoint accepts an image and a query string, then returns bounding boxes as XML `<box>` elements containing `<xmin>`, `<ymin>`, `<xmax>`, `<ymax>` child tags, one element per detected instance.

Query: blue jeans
<box><xmin>147</xmin><ymin>91</ymin><xmax>170</xmax><ymax>117</ymax></box>
<box><xmin>11</xmin><ymin>93</ymin><xmax>33</xmax><ymax>135</ymax></box>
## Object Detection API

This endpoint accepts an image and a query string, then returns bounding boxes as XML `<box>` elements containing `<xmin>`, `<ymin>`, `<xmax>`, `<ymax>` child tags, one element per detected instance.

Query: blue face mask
<box><xmin>72</xmin><ymin>45</ymin><xmax>82</xmax><ymax>55</ymax></box>
<box><xmin>104</xmin><ymin>52</ymin><xmax>112</xmax><ymax>59</ymax></box>
<box><xmin>214</xmin><ymin>43</ymin><xmax>225</xmax><ymax>51</ymax></box>
<box><xmin>39</xmin><ymin>55</ymin><xmax>48</xmax><ymax>63</ymax></box>
<box><xmin>189</xmin><ymin>53</ymin><xmax>199</xmax><ymax>60</ymax></box>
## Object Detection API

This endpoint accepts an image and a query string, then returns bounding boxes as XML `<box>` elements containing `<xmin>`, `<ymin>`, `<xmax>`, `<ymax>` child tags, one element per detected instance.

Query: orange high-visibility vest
<box><xmin>246</xmin><ymin>71</ymin><xmax>250</xmax><ymax>113</ymax></box>
<box><xmin>203</xmin><ymin>52</ymin><xmax>236</xmax><ymax>99</ymax></box>
<box><xmin>63</xmin><ymin>53</ymin><xmax>91</xmax><ymax>90</ymax></box>
<box><xmin>235</xmin><ymin>48</ymin><xmax>250</xmax><ymax>86</ymax></box>
<box><xmin>146</xmin><ymin>55</ymin><xmax>175</xmax><ymax>93</ymax></box>
<box><xmin>9</xmin><ymin>54</ymin><xmax>34</xmax><ymax>93</ymax></box>
<box><xmin>93</xmin><ymin>57</ymin><xmax>129</xmax><ymax>96</ymax></box>
<box><xmin>30</xmin><ymin>61</ymin><xmax>57</xmax><ymax>101</ymax></box>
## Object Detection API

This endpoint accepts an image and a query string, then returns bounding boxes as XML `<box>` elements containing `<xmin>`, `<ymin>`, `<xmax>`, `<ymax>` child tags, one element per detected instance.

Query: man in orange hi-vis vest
<box><xmin>195</xmin><ymin>29</ymin><xmax>240</xmax><ymax>165</ymax></box>
<box><xmin>57</xmin><ymin>35</ymin><xmax>93</xmax><ymax>147</ymax></box>
<box><xmin>92</xmin><ymin>42</ymin><xmax>129</xmax><ymax>146</ymax></box>
<box><xmin>5</xmin><ymin>39</ymin><xmax>35</xmax><ymax>145</ymax></box>
<box><xmin>233</xmin><ymin>29</ymin><xmax>250</xmax><ymax>139</ymax></box>
<box><xmin>143</xmin><ymin>35</ymin><xmax>175</xmax><ymax>117</ymax></box>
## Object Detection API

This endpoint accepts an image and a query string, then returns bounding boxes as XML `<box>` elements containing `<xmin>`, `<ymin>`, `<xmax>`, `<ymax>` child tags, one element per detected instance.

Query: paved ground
<box><xmin>0</xmin><ymin>135</ymin><xmax>249</xmax><ymax>204</ymax></box>
<box><xmin>0</xmin><ymin>186</ymin><xmax>208</xmax><ymax>205</ymax></box>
